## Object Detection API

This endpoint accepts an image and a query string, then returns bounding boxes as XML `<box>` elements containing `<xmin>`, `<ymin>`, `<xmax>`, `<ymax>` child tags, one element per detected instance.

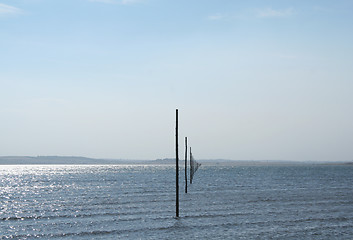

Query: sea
<box><xmin>1</xmin><ymin>164</ymin><xmax>352</xmax><ymax>239</ymax></box>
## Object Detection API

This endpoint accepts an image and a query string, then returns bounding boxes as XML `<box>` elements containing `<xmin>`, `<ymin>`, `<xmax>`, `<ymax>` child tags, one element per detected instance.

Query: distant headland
<box><xmin>0</xmin><ymin>156</ymin><xmax>352</xmax><ymax>166</ymax></box>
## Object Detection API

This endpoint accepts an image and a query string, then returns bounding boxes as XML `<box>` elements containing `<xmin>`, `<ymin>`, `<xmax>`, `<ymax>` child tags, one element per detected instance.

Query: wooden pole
<box><xmin>190</xmin><ymin>147</ymin><xmax>192</xmax><ymax>184</ymax></box>
<box><xmin>175</xmin><ymin>109</ymin><xmax>179</xmax><ymax>218</ymax></box>
<box><xmin>185</xmin><ymin>137</ymin><xmax>188</xmax><ymax>193</ymax></box>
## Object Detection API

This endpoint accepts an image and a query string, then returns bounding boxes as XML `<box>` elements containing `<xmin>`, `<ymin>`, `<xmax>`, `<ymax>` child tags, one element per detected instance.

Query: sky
<box><xmin>1</xmin><ymin>0</ymin><xmax>353</xmax><ymax>161</ymax></box>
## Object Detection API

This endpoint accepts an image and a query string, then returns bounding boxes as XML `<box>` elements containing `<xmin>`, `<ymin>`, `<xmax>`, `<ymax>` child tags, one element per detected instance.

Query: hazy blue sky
<box><xmin>1</xmin><ymin>0</ymin><xmax>352</xmax><ymax>161</ymax></box>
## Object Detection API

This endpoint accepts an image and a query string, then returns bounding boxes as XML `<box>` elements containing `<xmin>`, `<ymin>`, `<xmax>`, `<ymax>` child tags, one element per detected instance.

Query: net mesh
<box><xmin>190</xmin><ymin>150</ymin><xmax>201</xmax><ymax>184</ymax></box>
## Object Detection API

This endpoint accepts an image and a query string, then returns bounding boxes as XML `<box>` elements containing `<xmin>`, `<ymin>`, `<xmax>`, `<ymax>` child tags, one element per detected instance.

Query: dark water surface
<box><xmin>1</xmin><ymin>165</ymin><xmax>352</xmax><ymax>239</ymax></box>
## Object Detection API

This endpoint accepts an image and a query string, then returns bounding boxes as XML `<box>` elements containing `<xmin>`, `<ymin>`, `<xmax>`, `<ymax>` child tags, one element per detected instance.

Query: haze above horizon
<box><xmin>1</xmin><ymin>0</ymin><xmax>352</xmax><ymax>161</ymax></box>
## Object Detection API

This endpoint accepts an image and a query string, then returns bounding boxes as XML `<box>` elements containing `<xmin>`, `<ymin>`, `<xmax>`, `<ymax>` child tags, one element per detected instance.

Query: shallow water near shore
<box><xmin>1</xmin><ymin>164</ymin><xmax>352</xmax><ymax>239</ymax></box>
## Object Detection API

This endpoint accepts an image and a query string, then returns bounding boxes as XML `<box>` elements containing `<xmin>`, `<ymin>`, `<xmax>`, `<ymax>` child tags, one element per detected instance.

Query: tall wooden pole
<box><xmin>175</xmin><ymin>109</ymin><xmax>179</xmax><ymax>218</ymax></box>
<box><xmin>185</xmin><ymin>137</ymin><xmax>188</xmax><ymax>193</ymax></box>
<box><xmin>190</xmin><ymin>147</ymin><xmax>192</xmax><ymax>184</ymax></box>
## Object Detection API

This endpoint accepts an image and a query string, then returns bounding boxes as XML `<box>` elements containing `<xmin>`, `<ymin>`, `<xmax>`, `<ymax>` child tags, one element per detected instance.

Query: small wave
<box><xmin>1</xmin><ymin>208</ymin><xmax>175</xmax><ymax>223</ymax></box>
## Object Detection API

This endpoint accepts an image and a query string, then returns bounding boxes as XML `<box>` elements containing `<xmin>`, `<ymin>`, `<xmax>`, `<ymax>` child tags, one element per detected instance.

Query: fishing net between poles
<box><xmin>190</xmin><ymin>150</ymin><xmax>201</xmax><ymax>184</ymax></box>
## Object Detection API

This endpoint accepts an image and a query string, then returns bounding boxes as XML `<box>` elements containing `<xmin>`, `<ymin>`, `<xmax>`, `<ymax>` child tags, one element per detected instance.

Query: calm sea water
<box><xmin>1</xmin><ymin>164</ymin><xmax>352</xmax><ymax>239</ymax></box>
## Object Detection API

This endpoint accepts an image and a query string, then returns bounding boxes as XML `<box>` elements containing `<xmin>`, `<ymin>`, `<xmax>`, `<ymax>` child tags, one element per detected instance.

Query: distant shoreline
<box><xmin>0</xmin><ymin>156</ymin><xmax>352</xmax><ymax>166</ymax></box>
